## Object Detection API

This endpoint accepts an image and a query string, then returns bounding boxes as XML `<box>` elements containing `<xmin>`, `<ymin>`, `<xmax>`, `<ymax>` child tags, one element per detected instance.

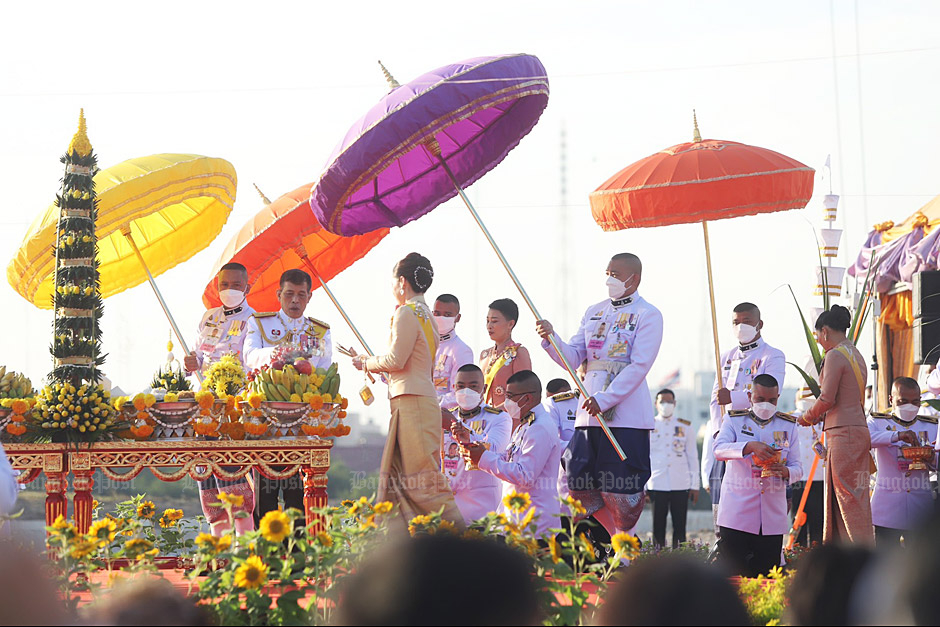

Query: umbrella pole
<box><xmin>785</xmin><ymin>432</ymin><xmax>823</xmax><ymax>550</ymax></box>
<box><xmin>702</xmin><ymin>222</ymin><xmax>723</xmax><ymax>381</ymax></box>
<box><xmin>121</xmin><ymin>229</ymin><xmax>199</xmax><ymax>380</ymax></box>
<box><xmin>432</xmin><ymin>153</ymin><xmax>626</xmax><ymax>461</ymax></box>
<box><xmin>297</xmin><ymin>252</ymin><xmax>377</xmax><ymax>383</ymax></box>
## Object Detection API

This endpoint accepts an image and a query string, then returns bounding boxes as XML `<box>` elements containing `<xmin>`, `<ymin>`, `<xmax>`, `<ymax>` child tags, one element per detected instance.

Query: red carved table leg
<box><xmin>303</xmin><ymin>467</ymin><xmax>328</xmax><ymax>533</ymax></box>
<box><xmin>71</xmin><ymin>452</ymin><xmax>94</xmax><ymax>534</ymax></box>
<box><xmin>43</xmin><ymin>452</ymin><xmax>68</xmax><ymax>528</ymax></box>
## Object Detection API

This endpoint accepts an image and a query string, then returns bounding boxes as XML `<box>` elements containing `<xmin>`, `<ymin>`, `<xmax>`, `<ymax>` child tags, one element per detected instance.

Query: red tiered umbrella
<box><xmin>590</xmin><ymin>114</ymin><xmax>815</xmax><ymax>379</ymax></box>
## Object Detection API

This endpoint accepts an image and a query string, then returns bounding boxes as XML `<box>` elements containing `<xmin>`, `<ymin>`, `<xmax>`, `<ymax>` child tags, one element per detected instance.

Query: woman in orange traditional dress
<box><xmin>351</xmin><ymin>253</ymin><xmax>462</xmax><ymax>528</ymax></box>
<box><xmin>479</xmin><ymin>298</ymin><xmax>532</xmax><ymax>409</ymax></box>
<box><xmin>799</xmin><ymin>305</ymin><xmax>873</xmax><ymax>544</ymax></box>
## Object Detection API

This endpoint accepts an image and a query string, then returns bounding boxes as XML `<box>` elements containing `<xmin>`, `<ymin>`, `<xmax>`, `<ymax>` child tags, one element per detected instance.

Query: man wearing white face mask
<box><xmin>536</xmin><ymin>252</ymin><xmax>663</xmax><ymax>542</ymax></box>
<box><xmin>185</xmin><ymin>262</ymin><xmax>256</xmax><ymax>379</ymax></box>
<box><xmin>647</xmin><ymin>389</ymin><xmax>699</xmax><ymax>549</ymax></box>
<box><xmin>867</xmin><ymin>377</ymin><xmax>938</xmax><ymax>545</ymax></box>
<box><xmin>441</xmin><ymin>364</ymin><xmax>511</xmax><ymax>524</ymax></box>
<box><xmin>715</xmin><ymin>374</ymin><xmax>801</xmax><ymax>577</ymax></box>
<box><xmin>701</xmin><ymin>302</ymin><xmax>786</xmax><ymax>538</ymax></box>
<box><xmin>184</xmin><ymin>262</ymin><xmax>257</xmax><ymax>536</ymax></box>
<box><xmin>432</xmin><ymin>294</ymin><xmax>475</xmax><ymax>410</ymax></box>
<box><xmin>463</xmin><ymin>370</ymin><xmax>562</xmax><ymax>537</ymax></box>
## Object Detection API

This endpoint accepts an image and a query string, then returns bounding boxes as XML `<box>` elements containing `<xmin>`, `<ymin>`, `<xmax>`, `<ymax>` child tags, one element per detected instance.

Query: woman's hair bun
<box><xmin>394</xmin><ymin>252</ymin><xmax>434</xmax><ymax>294</ymax></box>
<box><xmin>815</xmin><ymin>304</ymin><xmax>852</xmax><ymax>332</ymax></box>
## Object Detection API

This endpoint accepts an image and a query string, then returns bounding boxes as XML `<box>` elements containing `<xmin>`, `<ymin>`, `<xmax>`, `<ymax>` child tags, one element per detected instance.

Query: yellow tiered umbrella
<box><xmin>8</xmin><ymin>151</ymin><xmax>237</xmax><ymax>356</ymax></box>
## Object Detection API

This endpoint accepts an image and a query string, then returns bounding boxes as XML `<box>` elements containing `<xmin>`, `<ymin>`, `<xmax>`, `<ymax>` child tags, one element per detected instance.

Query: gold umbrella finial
<box><xmin>692</xmin><ymin>109</ymin><xmax>702</xmax><ymax>143</ymax></box>
<box><xmin>378</xmin><ymin>60</ymin><xmax>401</xmax><ymax>90</ymax></box>
<box><xmin>253</xmin><ymin>183</ymin><xmax>272</xmax><ymax>205</ymax></box>
<box><xmin>68</xmin><ymin>108</ymin><xmax>93</xmax><ymax>157</ymax></box>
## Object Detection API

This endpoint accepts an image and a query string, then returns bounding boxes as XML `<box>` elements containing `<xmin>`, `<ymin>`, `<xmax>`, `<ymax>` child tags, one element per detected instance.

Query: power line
<box><xmin>1</xmin><ymin>45</ymin><xmax>937</xmax><ymax>98</ymax></box>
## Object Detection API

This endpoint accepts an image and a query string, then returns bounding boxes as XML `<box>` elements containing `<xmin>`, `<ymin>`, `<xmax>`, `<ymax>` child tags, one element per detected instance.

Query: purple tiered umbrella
<box><xmin>311</xmin><ymin>54</ymin><xmax>625</xmax><ymax>459</ymax></box>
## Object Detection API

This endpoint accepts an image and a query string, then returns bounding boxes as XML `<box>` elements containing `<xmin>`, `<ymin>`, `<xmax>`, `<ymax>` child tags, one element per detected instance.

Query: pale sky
<box><xmin>2</xmin><ymin>1</ymin><xmax>938</xmax><ymax>427</ymax></box>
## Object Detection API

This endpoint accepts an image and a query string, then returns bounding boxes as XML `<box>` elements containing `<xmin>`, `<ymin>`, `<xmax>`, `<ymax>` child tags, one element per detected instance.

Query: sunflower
<box><xmin>408</xmin><ymin>514</ymin><xmax>433</xmax><ymax>536</ymax></box>
<box><xmin>610</xmin><ymin>532</ymin><xmax>640</xmax><ymax>557</ymax></box>
<box><xmin>347</xmin><ymin>496</ymin><xmax>370</xmax><ymax>517</ymax></box>
<box><xmin>520</xmin><ymin>507</ymin><xmax>536</xmax><ymax>529</ymax></box>
<box><xmin>578</xmin><ymin>532</ymin><xmax>594</xmax><ymax>555</ymax></box>
<box><xmin>88</xmin><ymin>518</ymin><xmax>117</xmax><ymax>545</ymax></box>
<box><xmin>373</xmin><ymin>501</ymin><xmax>393</xmax><ymax>515</ymax></box>
<box><xmin>548</xmin><ymin>536</ymin><xmax>562</xmax><ymax>564</ymax></box>
<box><xmin>124</xmin><ymin>538</ymin><xmax>155</xmax><ymax>560</ymax></box>
<box><xmin>217</xmin><ymin>491</ymin><xmax>245</xmax><ymax>508</ymax></box>
<box><xmin>316</xmin><ymin>531</ymin><xmax>334</xmax><ymax>547</ymax></box>
<box><xmin>69</xmin><ymin>538</ymin><xmax>98</xmax><ymax>560</ymax></box>
<box><xmin>565</xmin><ymin>496</ymin><xmax>587</xmax><ymax>516</ymax></box>
<box><xmin>436</xmin><ymin>519</ymin><xmax>458</xmax><ymax>534</ymax></box>
<box><xmin>259</xmin><ymin>510</ymin><xmax>292</xmax><ymax>543</ymax></box>
<box><xmin>159</xmin><ymin>508</ymin><xmax>184</xmax><ymax>528</ymax></box>
<box><xmin>50</xmin><ymin>514</ymin><xmax>74</xmax><ymax>534</ymax></box>
<box><xmin>136</xmin><ymin>501</ymin><xmax>156</xmax><ymax>519</ymax></box>
<box><xmin>234</xmin><ymin>555</ymin><xmax>268</xmax><ymax>590</ymax></box>
<box><xmin>359</xmin><ymin>514</ymin><xmax>377</xmax><ymax>530</ymax></box>
<box><xmin>503</xmin><ymin>490</ymin><xmax>531</xmax><ymax>513</ymax></box>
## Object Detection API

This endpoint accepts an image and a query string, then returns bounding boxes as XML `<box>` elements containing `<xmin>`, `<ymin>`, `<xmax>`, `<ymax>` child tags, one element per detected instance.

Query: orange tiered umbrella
<box><xmin>589</xmin><ymin>114</ymin><xmax>814</xmax><ymax>378</ymax></box>
<box><xmin>203</xmin><ymin>183</ymin><xmax>388</xmax><ymax>355</ymax></box>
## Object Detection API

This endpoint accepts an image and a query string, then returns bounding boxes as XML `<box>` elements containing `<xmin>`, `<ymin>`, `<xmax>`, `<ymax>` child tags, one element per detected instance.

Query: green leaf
<box><xmin>924</xmin><ymin>399</ymin><xmax>940</xmax><ymax>411</ymax></box>
<box><xmin>787</xmin><ymin>285</ymin><xmax>823</xmax><ymax>373</ymax></box>
<box><xmin>788</xmin><ymin>362</ymin><xmax>821</xmax><ymax>398</ymax></box>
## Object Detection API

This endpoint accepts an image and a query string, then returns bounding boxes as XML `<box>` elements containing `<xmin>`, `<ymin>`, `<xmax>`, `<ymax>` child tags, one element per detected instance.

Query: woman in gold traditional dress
<box><xmin>479</xmin><ymin>298</ymin><xmax>532</xmax><ymax>409</ymax></box>
<box><xmin>798</xmin><ymin>305</ymin><xmax>873</xmax><ymax>544</ymax></box>
<box><xmin>351</xmin><ymin>253</ymin><xmax>462</xmax><ymax>528</ymax></box>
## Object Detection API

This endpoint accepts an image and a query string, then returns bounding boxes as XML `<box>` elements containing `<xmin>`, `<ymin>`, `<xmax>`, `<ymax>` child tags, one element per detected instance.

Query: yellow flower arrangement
<box><xmin>163</xmin><ymin>392</ymin><xmax>179</xmax><ymax>403</ymax></box>
<box><xmin>50</xmin><ymin>514</ymin><xmax>75</xmax><ymax>535</ymax></box>
<box><xmin>195</xmin><ymin>532</ymin><xmax>232</xmax><ymax>554</ymax></box>
<box><xmin>610</xmin><ymin>532</ymin><xmax>640</xmax><ymax>557</ymax></box>
<box><xmin>347</xmin><ymin>496</ymin><xmax>369</xmax><ymax>517</ymax></box>
<box><xmin>503</xmin><ymin>490</ymin><xmax>531</xmax><ymax>513</ymax></box>
<box><xmin>234</xmin><ymin>555</ymin><xmax>269</xmax><ymax>590</ymax></box>
<box><xmin>136</xmin><ymin>501</ymin><xmax>156</xmax><ymax>519</ymax></box>
<box><xmin>203</xmin><ymin>354</ymin><xmax>247</xmax><ymax>398</ymax></box>
<box><xmin>88</xmin><ymin>518</ymin><xmax>117</xmax><ymax>545</ymax></box>
<box><xmin>359</xmin><ymin>514</ymin><xmax>377</xmax><ymax>530</ymax></box>
<box><xmin>247</xmin><ymin>392</ymin><xmax>264</xmax><ymax>409</ymax></box>
<box><xmin>259</xmin><ymin>510</ymin><xmax>292</xmax><ymax>543</ymax></box>
<box><xmin>217</xmin><ymin>491</ymin><xmax>245</xmax><ymax>508</ymax></box>
<box><xmin>132</xmin><ymin>394</ymin><xmax>148</xmax><ymax>412</ymax></box>
<box><xmin>195</xmin><ymin>391</ymin><xmax>215</xmax><ymax>411</ymax></box>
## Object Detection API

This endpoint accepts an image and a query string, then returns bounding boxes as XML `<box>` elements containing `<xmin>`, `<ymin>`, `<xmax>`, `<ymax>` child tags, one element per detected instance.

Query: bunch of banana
<box><xmin>248</xmin><ymin>363</ymin><xmax>341</xmax><ymax>402</ymax></box>
<box><xmin>0</xmin><ymin>367</ymin><xmax>33</xmax><ymax>399</ymax></box>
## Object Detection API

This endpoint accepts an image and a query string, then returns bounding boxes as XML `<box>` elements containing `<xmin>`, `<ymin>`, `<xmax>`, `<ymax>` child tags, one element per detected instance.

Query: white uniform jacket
<box><xmin>869</xmin><ymin>412</ymin><xmax>938</xmax><ymax>530</ymax></box>
<box><xmin>702</xmin><ymin>338</ymin><xmax>786</xmax><ymax>487</ymax></box>
<box><xmin>192</xmin><ymin>303</ymin><xmax>256</xmax><ymax>372</ymax></box>
<box><xmin>243</xmin><ymin>310</ymin><xmax>332</xmax><ymax>372</ymax></box>
<box><xmin>648</xmin><ymin>413</ymin><xmax>700</xmax><ymax>491</ymax></box>
<box><xmin>541</xmin><ymin>294</ymin><xmax>663</xmax><ymax>429</ymax></box>
<box><xmin>479</xmin><ymin>404</ymin><xmax>562</xmax><ymax>537</ymax></box>
<box><xmin>433</xmin><ymin>332</ymin><xmax>475</xmax><ymax>410</ymax></box>
<box><xmin>715</xmin><ymin>409</ymin><xmax>802</xmax><ymax>536</ymax></box>
<box><xmin>443</xmin><ymin>404</ymin><xmax>512</xmax><ymax>524</ymax></box>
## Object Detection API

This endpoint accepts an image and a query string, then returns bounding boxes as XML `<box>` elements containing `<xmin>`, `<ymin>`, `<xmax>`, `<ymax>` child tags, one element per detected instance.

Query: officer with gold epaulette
<box><xmin>243</xmin><ymin>269</ymin><xmax>332</xmax><ymax>372</ymax></box>
<box><xmin>542</xmin><ymin>379</ymin><xmax>580</xmax><ymax>499</ymax></box>
<box><xmin>242</xmin><ymin>269</ymin><xmax>333</xmax><ymax>525</ymax></box>
<box><xmin>715</xmin><ymin>374</ymin><xmax>802</xmax><ymax>578</ymax></box>
<box><xmin>443</xmin><ymin>364</ymin><xmax>511</xmax><ymax>524</ymax></box>
<box><xmin>647</xmin><ymin>388</ymin><xmax>700</xmax><ymax>548</ymax></box>
<box><xmin>868</xmin><ymin>376</ymin><xmax>939</xmax><ymax>545</ymax></box>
